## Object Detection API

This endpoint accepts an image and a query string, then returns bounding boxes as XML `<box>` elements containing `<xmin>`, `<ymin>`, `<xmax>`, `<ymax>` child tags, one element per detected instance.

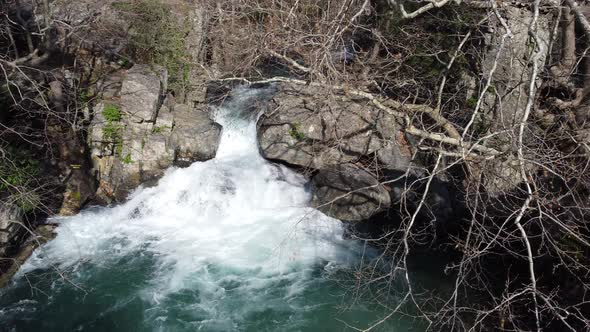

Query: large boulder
<box><xmin>0</xmin><ymin>204</ymin><xmax>25</xmax><ymax>257</ymax></box>
<box><xmin>258</xmin><ymin>84</ymin><xmax>412</xmax><ymax>170</ymax></box>
<box><xmin>89</xmin><ymin>65</ymin><xmax>221</xmax><ymax>202</ymax></box>
<box><xmin>120</xmin><ymin>65</ymin><xmax>167</xmax><ymax>123</ymax></box>
<box><xmin>311</xmin><ymin>164</ymin><xmax>391</xmax><ymax>222</ymax></box>
<box><xmin>258</xmin><ymin>83</ymin><xmax>419</xmax><ymax>223</ymax></box>
<box><xmin>169</xmin><ymin>104</ymin><xmax>221</xmax><ymax>166</ymax></box>
<box><xmin>257</xmin><ymin>83</ymin><xmax>460</xmax><ymax>224</ymax></box>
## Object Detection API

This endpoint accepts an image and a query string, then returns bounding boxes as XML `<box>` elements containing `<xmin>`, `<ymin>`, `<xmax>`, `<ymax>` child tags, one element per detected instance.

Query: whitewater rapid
<box><xmin>23</xmin><ymin>86</ymin><xmax>357</xmax><ymax>277</ymax></box>
<box><xmin>0</xmin><ymin>86</ymin><xmax>401</xmax><ymax>331</ymax></box>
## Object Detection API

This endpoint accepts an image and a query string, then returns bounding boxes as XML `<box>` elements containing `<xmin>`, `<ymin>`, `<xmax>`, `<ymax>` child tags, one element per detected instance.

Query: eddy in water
<box><xmin>0</xmin><ymin>86</ymin><xmax>415</xmax><ymax>331</ymax></box>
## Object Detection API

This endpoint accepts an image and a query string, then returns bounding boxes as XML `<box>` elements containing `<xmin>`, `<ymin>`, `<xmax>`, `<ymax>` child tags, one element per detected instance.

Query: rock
<box><xmin>89</xmin><ymin>66</ymin><xmax>221</xmax><ymax>202</ymax></box>
<box><xmin>0</xmin><ymin>224</ymin><xmax>56</xmax><ymax>288</ymax></box>
<box><xmin>382</xmin><ymin>169</ymin><xmax>456</xmax><ymax>225</ymax></box>
<box><xmin>183</xmin><ymin>6</ymin><xmax>207</xmax><ymax>65</ymax></box>
<box><xmin>49</xmin><ymin>0</ymin><xmax>129</xmax><ymax>59</ymax></box>
<box><xmin>54</xmin><ymin>128</ymin><xmax>96</xmax><ymax>216</ymax></box>
<box><xmin>120</xmin><ymin>64</ymin><xmax>166</xmax><ymax>123</ymax></box>
<box><xmin>258</xmin><ymin>84</ymin><xmax>411</xmax><ymax>170</ymax></box>
<box><xmin>257</xmin><ymin>83</ymin><xmax>452</xmax><ymax>225</ymax></box>
<box><xmin>141</xmin><ymin>134</ymin><xmax>174</xmax><ymax>179</ymax></box>
<box><xmin>183</xmin><ymin>8</ymin><xmax>209</xmax><ymax>105</ymax></box>
<box><xmin>478</xmin><ymin>6</ymin><xmax>552</xmax><ymax>130</ymax></box>
<box><xmin>468</xmin><ymin>6</ymin><xmax>552</xmax><ymax>194</ymax></box>
<box><xmin>0</xmin><ymin>204</ymin><xmax>25</xmax><ymax>257</ymax></box>
<box><xmin>169</xmin><ymin>104</ymin><xmax>221</xmax><ymax>166</ymax></box>
<box><xmin>311</xmin><ymin>164</ymin><xmax>391</xmax><ymax>222</ymax></box>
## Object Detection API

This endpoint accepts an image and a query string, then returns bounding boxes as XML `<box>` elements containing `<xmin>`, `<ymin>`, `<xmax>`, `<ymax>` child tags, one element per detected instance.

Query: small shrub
<box><xmin>78</xmin><ymin>88</ymin><xmax>92</xmax><ymax>106</ymax></box>
<box><xmin>14</xmin><ymin>191</ymin><xmax>41</xmax><ymax>213</ymax></box>
<box><xmin>0</xmin><ymin>148</ymin><xmax>42</xmax><ymax>213</ymax></box>
<box><xmin>102</xmin><ymin>122</ymin><xmax>122</xmax><ymax>140</ymax></box>
<box><xmin>103</xmin><ymin>104</ymin><xmax>122</xmax><ymax>122</ymax></box>
<box><xmin>152</xmin><ymin>125</ymin><xmax>170</xmax><ymax>134</ymax></box>
<box><xmin>122</xmin><ymin>153</ymin><xmax>133</xmax><ymax>164</ymax></box>
<box><xmin>289</xmin><ymin>122</ymin><xmax>305</xmax><ymax>140</ymax></box>
<box><xmin>466</xmin><ymin>96</ymin><xmax>478</xmax><ymax>109</ymax></box>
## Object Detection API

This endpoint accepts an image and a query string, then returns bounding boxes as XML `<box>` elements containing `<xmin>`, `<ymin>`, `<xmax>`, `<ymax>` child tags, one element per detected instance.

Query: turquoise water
<box><xmin>0</xmin><ymin>249</ymin><xmax>423</xmax><ymax>331</ymax></box>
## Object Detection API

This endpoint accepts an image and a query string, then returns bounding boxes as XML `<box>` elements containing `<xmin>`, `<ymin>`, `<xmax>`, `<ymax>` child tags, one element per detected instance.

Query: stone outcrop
<box><xmin>311</xmin><ymin>164</ymin><xmax>391</xmax><ymax>222</ymax></box>
<box><xmin>256</xmin><ymin>83</ymin><xmax>453</xmax><ymax>225</ymax></box>
<box><xmin>0</xmin><ymin>223</ymin><xmax>56</xmax><ymax>288</ymax></box>
<box><xmin>89</xmin><ymin>65</ymin><xmax>221</xmax><ymax>202</ymax></box>
<box><xmin>169</xmin><ymin>104</ymin><xmax>221</xmax><ymax>166</ymax></box>
<box><xmin>469</xmin><ymin>6</ymin><xmax>553</xmax><ymax>194</ymax></box>
<box><xmin>253</xmin><ymin>81</ymin><xmax>471</xmax><ymax>227</ymax></box>
<box><xmin>0</xmin><ymin>204</ymin><xmax>25</xmax><ymax>258</ymax></box>
<box><xmin>258</xmin><ymin>84</ymin><xmax>412</xmax><ymax>170</ymax></box>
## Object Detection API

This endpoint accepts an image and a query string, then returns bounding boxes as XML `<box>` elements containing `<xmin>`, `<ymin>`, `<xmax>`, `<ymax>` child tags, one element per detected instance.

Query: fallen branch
<box><xmin>391</xmin><ymin>0</ymin><xmax>456</xmax><ymax>19</ymax></box>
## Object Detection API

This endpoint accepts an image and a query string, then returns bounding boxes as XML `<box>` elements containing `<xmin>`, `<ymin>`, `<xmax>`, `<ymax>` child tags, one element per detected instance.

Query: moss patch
<box><xmin>122</xmin><ymin>153</ymin><xmax>133</xmax><ymax>164</ymax></box>
<box><xmin>289</xmin><ymin>122</ymin><xmax>305</xmax><ymax>140</ymax></box>
<box><xmin>103</xmin><ymin>104</ymin><xmax>122</xmax><ymax>122</ymax></box>
<box><xmin>101</xmin><ymin>104</ymin><xmax>125</xmax><ymax>158</ymax></box>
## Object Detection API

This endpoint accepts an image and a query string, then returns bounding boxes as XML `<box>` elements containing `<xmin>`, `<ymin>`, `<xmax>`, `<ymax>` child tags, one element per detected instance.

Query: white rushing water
<box><xmin>5</xmin><ymin>85</ymin><xmax>381</xmax><ymax>331</ymax></box>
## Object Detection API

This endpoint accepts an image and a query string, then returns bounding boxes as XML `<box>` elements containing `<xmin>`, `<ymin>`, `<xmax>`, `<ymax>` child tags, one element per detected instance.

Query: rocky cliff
<box><xmin>89</xmin><ymin>65</ymin><xmax>220</xmax><ymax>202</ymax></box>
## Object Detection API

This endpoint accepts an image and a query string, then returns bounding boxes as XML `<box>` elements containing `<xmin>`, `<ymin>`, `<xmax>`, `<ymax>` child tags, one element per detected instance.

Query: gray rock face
<box><xmin>257</xmin><ymin>83</ymin><xmax>420</xmax><ymax>223</ymax></box>
<box><xmin>0</xmin><ymin>204</ymin><xmax>24</xmax><ymax>257</ymax></box>
<box><xmin>169</xmin><ymin>104</ymin><xmax>221</xmax><ymax>165</ymax></box>
<box><xmin>470</xmin><ymin>6</ymin><xmax>552</xmax><ymax>195</ymax></box>
<box><xmin>89</xmin><ymin>65</ymin><xmax>221</xmax><ymax>202</ymax></box>
<box><xmin>311</xmin><ymin>164</ymin><xmax>391</xmax><ymax>222</ymax></box>
<box><xmin>258</xmin><ymin>84</ymin><xmax>412</xmax><ymax>170</ymax></box>
<box><xmin>120</xmin><ymin>65</ymin><xmax>166</xmax><ymax>123</ymax></box>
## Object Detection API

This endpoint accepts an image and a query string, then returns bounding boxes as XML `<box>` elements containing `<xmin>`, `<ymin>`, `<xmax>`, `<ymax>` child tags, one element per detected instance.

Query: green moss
<box><xmin>101</xmin><ymin>104</ymin><xmax>125</xmax><ymax>157</ymax></box>
<box><xmin>487</xmin><ymin>85</ymin><xmax>497</xmax><ymax>95</ymax></box>
<box><xmin>466</xmin><ymin>96</ymin><xmax>478</xmax><ymax>109</ymax></box>
<box><xmin>71</xmin><ymin>190</ymin><xmax>82</xmax><ymax>202</ymax></box>
<box><xmin>78</xmin><ymin>88</ymin><xmax>92</xmax><ymax>106</ymax></box>
<box><xmin>102</xmin><ymin>122</ymin><xmax>122</xmax><ymax>140</ymax></box>
<box><xmin>152</xmin><ymin>125</ymin><xmax>171</xmax><ymax>134</ymax></box>
<box><xmin>122</xmin><ymin>153</ymin><xmax>133</xmax><ymax>164</ymax></box>
<box><xmin>289</xmin><ymin>122</ymin><xmax>305</xmax><ymax>140</ymax></box>
<box><xmin>115</xmin><ymin>137</ymin><xmax>124</xmax><ymax>157</ymax></box>
<box><xmin>103</xmin><ymin>104</ymin><xmax>122</xmax><ymax>122</ymax></box>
